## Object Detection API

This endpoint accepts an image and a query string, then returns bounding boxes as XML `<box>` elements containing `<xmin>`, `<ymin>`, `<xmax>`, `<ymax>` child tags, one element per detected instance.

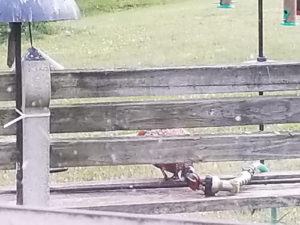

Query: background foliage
<box><xmin>76</xmin><ymin>0</ymin><xmax>171</xmax><ymax>15</ymax></box>
<box><xmin>0</xmin><ymin>0</ymin><xmax>171</xmax><ymax>43</ymax></box>
<box><xmin>0</xmin><ymin>22</ymin><xmax>56</xmax><ymax>44</ymax></box>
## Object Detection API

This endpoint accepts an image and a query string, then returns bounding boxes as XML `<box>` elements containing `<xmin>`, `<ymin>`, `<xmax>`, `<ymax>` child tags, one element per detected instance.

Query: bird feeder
<box><xmin>0</xmin><ymin>0</ymin><xmax>80</xmax><ymax>206</ymax></box>
<box><xmin>218</xmin><ymin>0</ymin><xmax>233</xmax><ymax>8</ymax></box>
<box><xmin>283</xmin><ymin>0</ymin><xmax>297</xmax><ymax>26</ymax></box>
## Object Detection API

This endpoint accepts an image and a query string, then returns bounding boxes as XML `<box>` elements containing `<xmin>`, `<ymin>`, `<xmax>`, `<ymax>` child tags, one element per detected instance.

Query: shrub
<box><xmin>0</xmin><ymin>23</ymin><xmax>9</xmax><ymax>43</ymax></box>
<box><xmin>76</xmin><ymin>0</ymin><xmax>169</xmax><ymax>15</ymax></box>
<box><xmin>0</xmin><ymin>22</ymin><xmax>56</xmax><ymax>44</ymax></box>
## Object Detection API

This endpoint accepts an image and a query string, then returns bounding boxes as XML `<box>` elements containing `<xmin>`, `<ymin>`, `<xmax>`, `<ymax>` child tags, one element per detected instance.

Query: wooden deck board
<box><xmin>1</xmin><ymin>171</ymin><xmax>300</xmax><ymax>193</ymax></box>
<box><xmin>1</xmin><ymin>182</ymin><xmax>299</xmax><ymax>214</ymax></box>
<box><xmin>0</xmin><ymin>205</ymin><xmax>269</xmax><ymax>225</ymax></box>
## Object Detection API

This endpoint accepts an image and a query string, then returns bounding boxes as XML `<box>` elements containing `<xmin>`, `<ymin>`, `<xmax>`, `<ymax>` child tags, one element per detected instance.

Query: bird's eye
<box><xmin>187</xmin><ymin>166</ymin><xmax>195</xmax><ymax>173</ymax></box>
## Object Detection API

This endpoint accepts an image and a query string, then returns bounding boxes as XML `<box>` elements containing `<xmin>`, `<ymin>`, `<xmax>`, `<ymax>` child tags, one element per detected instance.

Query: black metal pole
<box><xmin>257</xmin><ymin>0</ymin><xmax>266</xmax><ymax>164</ymax></box>
<box><xmin>14</xmin><ymin>22</ymin><xmax>24</xmax><ymax>205</ymax></box>
<box><xmin>259</xmin><ymin>90</ymin><xmax>264</xmax><ymax>134</ymax></box>
<box><xmin>259</xmin><ymin>90</ymin><xmax>265</xmax><ymax>165</ymax></box>
<box><xmin>257</xmin><ymin>0</ymin><xmax>267</xmax><ymax>62</ymax></box>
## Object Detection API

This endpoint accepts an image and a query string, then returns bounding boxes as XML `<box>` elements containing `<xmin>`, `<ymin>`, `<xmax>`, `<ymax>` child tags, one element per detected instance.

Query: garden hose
<box><xmin>204</xmin><ymin>161</ymin><xmax>269</xmax><ymax>196</ymax></box>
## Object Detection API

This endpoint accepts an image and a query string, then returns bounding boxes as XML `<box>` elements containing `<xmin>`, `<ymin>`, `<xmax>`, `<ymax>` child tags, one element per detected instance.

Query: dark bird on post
<box><xmin>7</xmin><ymin>23</ymin><xmax>17</xmax><ymax>68</ymax></box>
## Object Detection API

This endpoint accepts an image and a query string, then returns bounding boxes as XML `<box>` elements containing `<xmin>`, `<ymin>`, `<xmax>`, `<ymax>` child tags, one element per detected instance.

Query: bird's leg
<box><xmin>170</xmin><ymin>174</ymin><xmax>179</xmax><ymax>180</ymax></box>
<box><xmin>160</xmin><ymin>168</ymin><xmax>170</xmax><ymax>181</ymax></box>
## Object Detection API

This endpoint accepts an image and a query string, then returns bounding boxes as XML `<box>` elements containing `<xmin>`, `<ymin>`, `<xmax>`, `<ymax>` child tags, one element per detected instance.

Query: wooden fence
<box><xmin>0</xmin><ymin>61</ymin><xmax>299</xmax><ymax>218</ymax></box>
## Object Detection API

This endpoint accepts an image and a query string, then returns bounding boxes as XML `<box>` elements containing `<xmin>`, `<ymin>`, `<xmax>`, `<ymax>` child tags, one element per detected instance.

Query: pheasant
<box><xmin>137</xmin><ymin>129</ymin><xmax>202</xmax><ymax>190</ymax></box>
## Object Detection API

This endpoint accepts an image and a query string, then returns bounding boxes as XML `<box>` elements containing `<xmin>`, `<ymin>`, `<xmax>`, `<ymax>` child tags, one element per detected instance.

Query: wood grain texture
<box><xmin>50</xmin><ymin>132</ymin><xmax>300</xmax><ymax>167</ymax></box>
<box><xmin>83</xmin><ymin>184</ymin><xmax>300</xmax><ymax>214</ymax></box>
<box><xmin>1</xmin><ymin>95</ymin><xmax>300</xmax><ymax>135</ymax></box>
<box><xmin>0</xmin><ymin>205</ymin><xmax>256</xmax><ymax>225</ymax></box>
<box><xmin>0</xmin><ymin>137</ymin><xmax>16</xmax><ymax>169</ymax></box>
<box><xmin>252</xmin><ymin>171</ymin><xmax>300</xmax><ymax>180</ymax></box>
<box><xmin>0</xmin><ymin>132</ymin><xmax>300</xmax><ymax>169</ymax></box>
<box><xmin>1</xmin><ymin>183</ymin><xmax>299</xmax><ymax>214</ymax></box>
<box><xmin>1</xmin><ymin>171</ymin><xmax>300</xmax><ymax>193</ymax></box>
<box><xmin>0</xmin><ymin>73</ymin><xmax>15</xmax><ymax>101</ymax></box>
<box><xmin>1</xmin><ymin>62</ymin><xmax>300</xmax><ymax>100</ymax></box>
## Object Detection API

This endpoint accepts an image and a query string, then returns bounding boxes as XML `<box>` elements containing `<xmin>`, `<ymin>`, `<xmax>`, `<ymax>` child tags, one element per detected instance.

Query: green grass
<box><xmin>0</xmin><ymin>0</ymin><xmax>300</xmax><ymax>224</ymax></box>
<box><xmin>2</xmin><ymin>0</ymin><xmax>300</xmax><ymax>70</ymax></box>
<box><xmin>76</xmin><ymin>0</ymin><xmax>173</xmax><ymax>15</ymax></box>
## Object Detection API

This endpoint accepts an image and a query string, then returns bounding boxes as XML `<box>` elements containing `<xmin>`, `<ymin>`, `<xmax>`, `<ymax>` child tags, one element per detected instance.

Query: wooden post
<box><xmin>13</xmin><ymin>22</ymin><xmax>23</xmax><ymax>206</ymax></box>
<box><xmin>21</xmin><ymin>47</ymin><xmax>51</xmax><ymax>206</ymax></box>
<box><xmin>218</xmin><ymin>0</ymin><xmax>233</xmax><ymax>8</ymax></box>
<box><xmin>283</xmin><ymin>0</ymin><xmax>297</xmax><ymax>25</ymax></box>
<box><xmin>297</xmin><ymin>0</ymin><xmax>300</xmax><ymax>15</ymax></box>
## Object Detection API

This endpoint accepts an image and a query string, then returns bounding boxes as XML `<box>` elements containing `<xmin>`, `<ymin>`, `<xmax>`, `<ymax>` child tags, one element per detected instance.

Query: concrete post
<box><xmin>21</xmin><ymin>47</ymin><xmax>51</xmax><ymax>206</ymax></box>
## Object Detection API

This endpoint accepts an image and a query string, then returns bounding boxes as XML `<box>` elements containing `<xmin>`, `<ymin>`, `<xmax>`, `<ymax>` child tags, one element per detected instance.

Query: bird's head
<box><xmin>178</xmin><ymin>166</ymin><xmax>202</xmax><ymax>191</ymax></box>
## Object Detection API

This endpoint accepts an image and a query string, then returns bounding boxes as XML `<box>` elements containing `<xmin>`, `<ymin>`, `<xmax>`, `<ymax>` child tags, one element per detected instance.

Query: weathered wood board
<box><xmin>1</xmin><ymin>171</ymin><xmax>299</xmax><ymax>194</ymax></box>
<box><xmin>50</xmin><ymin>132</ymin><xmax>300</xmax><ymax>167</ymax></box>
<box><xmin>1</xmin><ymin>62</ymin><xmax>300</xmax><ymax>101</ymax></box>
<box><xmin>0</xmin><ymin>183</ymin><xmax>299</xmax><ymax>214</ymax></box>
<box><xmin>1</xmin><ymin>95</ymin><xmax>300</xmax><ymax>135</ymax></box>
<box><xmin>0</xmin><ymin>132</ymin><xmax>300</xmax><ymax>169</ymax></box>
<box><xmin>0</xmin><ymin>205</ymin><xmax>260</xmax><ymax>225</ymax></box>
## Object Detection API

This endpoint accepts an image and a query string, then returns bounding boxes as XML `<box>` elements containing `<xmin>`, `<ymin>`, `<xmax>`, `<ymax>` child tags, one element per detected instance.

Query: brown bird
<box><xmin>138</xmin><ymin>129</ymin><xmax>203</xmax><ymax>191</ymax></box>
<box><xmin>138</xmin><ymin>129</ymin><xmax>199</xmax><ymax>180</ymax></box>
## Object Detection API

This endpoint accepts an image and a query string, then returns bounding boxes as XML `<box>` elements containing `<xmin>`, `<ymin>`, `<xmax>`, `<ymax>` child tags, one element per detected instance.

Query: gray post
<box><xmin>21</xmin><ymin>47</ymin><xmax>51</xmax><ymax>206</ymax></box>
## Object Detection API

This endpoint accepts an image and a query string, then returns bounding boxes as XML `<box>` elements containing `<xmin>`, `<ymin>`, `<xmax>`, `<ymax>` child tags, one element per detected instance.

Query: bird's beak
<box><xmin>186</xmin><ymin>173</ymin><xmax>202</xmax><ymax>191</ymax></box>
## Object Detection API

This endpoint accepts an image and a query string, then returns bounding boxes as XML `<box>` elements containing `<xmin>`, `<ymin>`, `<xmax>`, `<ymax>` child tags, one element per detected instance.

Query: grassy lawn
<box><xmin>0</xmin><ymin>0</ymin><xmax>300</xmax><ymax>224</ymax></box>
<box><xmin>1</xmin><ymin>0</ymin><xmax>300</xmax><ymax>70</ymax></box>
<box><xmin>76</xmin><ymin>0</ymin><xmax>175</xmax><ymax>15</ymax></box>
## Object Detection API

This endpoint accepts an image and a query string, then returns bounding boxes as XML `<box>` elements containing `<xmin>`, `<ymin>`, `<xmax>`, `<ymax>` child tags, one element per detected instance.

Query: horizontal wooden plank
<box><xmin>2</xmin><ymin>171</ymin><xmax>300</xmax><ymax>193</ymax></box>
<box><xmin>1</xmin><ymin>183</ymin><xmax>299</xmax><ymax>215</ymax></box>
<box><xmin>0</xmin><ymin>137</ymin><xmax>16</xmax><ymax>169</ymax></box>
<box><xmin>0</xmin><ymin>206</ymin><xmax>256</xmax><ymax>225</ymax></box>
<box><xmin>1</xmin><ymin>95</ymin><xmax>300</xmax><ymax>135</ymax></box>
<box><xmin>0</xmin><ymin>73</ymin><xmax>15</xmax><ymax>101</ymax></box>
<box><xmin>50</xmin><ymin>132</ymin><xmax>300</xmax><ymax>167</ymax></box>
<box><xmin>249</xmin><ymin>178</ymin><xmax>300</xmax><ymax>185</ymax></box>
<box><xmin>74</xmin><ymin>183</ymin><xmax>300</xmax><ymax>214</ymax></box>
<box><xmin>1</xmin><ymin>62</ymin><xmax>300</xmax><ymax>101</ymax></box>
<box><xmin>0</xmin><ymin>132</ymin><xmax>300</xmax><ymax>169</ymax></box>
<box><xmin>252</xmin><ymin>170</ymin><xmax>300</xmax><ymax>180</ymax></box>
